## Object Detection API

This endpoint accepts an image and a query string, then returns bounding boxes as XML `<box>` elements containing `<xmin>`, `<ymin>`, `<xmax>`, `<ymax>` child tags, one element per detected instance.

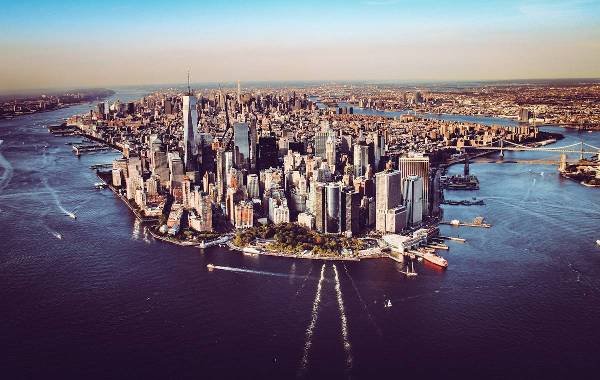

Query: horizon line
<box><xmin>3</xmin><ymin>76</ymin><xmax>600</xmax><ymax>95</ymax></box>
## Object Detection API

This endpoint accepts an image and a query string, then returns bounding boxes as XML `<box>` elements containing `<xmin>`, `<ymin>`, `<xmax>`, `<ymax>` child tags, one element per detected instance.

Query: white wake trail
<box><xmin>344</xmin><ymin>264</ymin><xmax>382</xmax><ymax>337</ymax></box>
<box><xmin>209</xmin><ymin>265</ymin><xmax>298</xmax><ymax>280</ymax></box>
<box><xmin>293</xmin><ymin>265</ymin><xmax>314</xmax><ymax>298</ymax></box>
<box><xmin>132</xmin><ymin>218</ymin><xmax>141</xmax><ymax>240</ymax></box>
<box><xmin>333</xmin><ymin>264</ymin><xmax>353</xmax><ymax>371</ymax></box>
<box><xmin>0</xmin><ymin>147</ymin><xmax>14</xmax><ymax>192</ymax></box>
<box><xmin>298</xmin><ymin>264</ymin><xmax>326</xmax><ymax>375</ymax></box>
<box><xmin>42</xmin><ymin>177</ymin><xmax>75</xmax><ymax>218</ymax></box>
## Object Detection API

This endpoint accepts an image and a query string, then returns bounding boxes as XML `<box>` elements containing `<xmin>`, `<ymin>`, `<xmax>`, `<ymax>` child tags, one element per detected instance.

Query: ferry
<box><xmin>243</xmin><ymin>247</ymin><xmax>260</xmax><ymax>255</ymax></box>
<box><xmin>421</xmin><ymin>252</ymin><xmax>448</xmax><ymax>268</ymax></box>
<box><xmin>206</xmin><ymin>263</ymin><xmax>215</xmax><ymax>271</ymax></box>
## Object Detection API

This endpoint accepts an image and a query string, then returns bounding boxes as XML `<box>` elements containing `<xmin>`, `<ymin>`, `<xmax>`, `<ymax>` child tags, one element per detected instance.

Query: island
<box><xmin>51</xmin><ymin>82</ymin><xmax>598</xmax><ymax>268</ymax></box>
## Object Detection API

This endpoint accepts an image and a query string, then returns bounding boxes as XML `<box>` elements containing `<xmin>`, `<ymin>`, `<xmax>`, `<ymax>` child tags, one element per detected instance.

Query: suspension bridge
<box><xmin>448</xmin><ymin>138</ymin><xmax>600</xmax><ymax>171</ymax></box>
<box><xmin>467</xmin><ymin>139</ymin><xmax>600</xmax><ymax>160</ymax></box>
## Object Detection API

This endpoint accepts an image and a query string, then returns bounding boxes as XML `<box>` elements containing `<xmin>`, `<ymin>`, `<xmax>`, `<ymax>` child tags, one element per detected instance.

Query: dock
<box><xmin>73</xmin><ymin>144</ymin><xmax>111</xmax><ymax>155</ymax></box>
<box><xmin>440</xmin><ymin>221</ymin><xmax>491</xmax><ymax>228</ymax></box>
<box><xmin>90</xmin><ymin>163</ymin><xmax>113</xmax><ymax>170</ymax></box>
<box><xmin>439</xmin><ymin>235</ymin><xmax>466</xmax><ymax>243</ymax></box>
<box><xmin>426</xmin><ymin>243</ymin><xmax>449</xmax><ymax>250</ymax></box>
<box><xmin>440</xmin><ymin>216</ymin><xmax>491</xmax><ymax>228</ymax></box>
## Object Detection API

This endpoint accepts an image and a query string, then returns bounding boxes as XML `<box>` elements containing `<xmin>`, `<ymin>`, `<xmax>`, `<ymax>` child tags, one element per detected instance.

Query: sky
<box><xmin>0</xmin><ymin>0</ymin><xmax>599</xmax><ymax>91</ymax></box>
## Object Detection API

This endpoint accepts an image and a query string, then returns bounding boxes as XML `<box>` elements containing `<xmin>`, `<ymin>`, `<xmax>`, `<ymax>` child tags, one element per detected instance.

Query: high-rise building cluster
<box><xmin>66</xmin><ymin>83</ymin><xmax>548</xmax><ymax>240</ymax></box>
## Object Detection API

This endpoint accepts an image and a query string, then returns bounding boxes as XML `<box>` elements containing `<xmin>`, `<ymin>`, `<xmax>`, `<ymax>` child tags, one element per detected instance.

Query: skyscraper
<box><xmin>325</xmin><ymin>134</ymin><xmax>336</xmax><ymax>172</ymax></box>
<box><xmin>402</xmin><ymin>175</ymin><xmax>423</xmax><ymax>227</ymax></box>
<box><xmin>314</xmin><ymin>183</ymin><xmax>326</xmax><ymax>233</ymax></box>
<box><xmin>341</xmin><ymin>188</ymin><xmax>361</xmax><ymax>236</ymax></box>
<box><xmin>399</xmin><ymin>154</ymin><xmax>430</xmax><ymax>217</ymax></box>
<box><xmin>353</xmin><ymin>144</ymin><xmax>370</xmax><ymax>177</ymax></box>
<box><xmin>247</xmin><ymin>174</ymin><xmax>260</xmax><ymax>199</ymax></box>
<box><xmin>182</xmin><ymin>83</ymin><xmax>198</xmax><ymax>172</ymax></box>
<box><xmin>325</xmin><ymin>183</ymin><xmax>341</xmax><ymax>234</ymax></box>
<box><xmin>233</xmin><ymin>122</ymin><xmax>250</xmax><ymax>169</ymax></box>
<box><xmin>258</xmin><ymin>135</ymin><xmax>279</xmax><ymax>170</ymax></box>
<box><xmin>314</xmin><ymin>129</ymin><xmax>336</xmax><ymax>159</ymax></box>
<box><xmin>375</xmin><ymin>169</ymin><xmax>402</xmax><ymax>233</ymax></box>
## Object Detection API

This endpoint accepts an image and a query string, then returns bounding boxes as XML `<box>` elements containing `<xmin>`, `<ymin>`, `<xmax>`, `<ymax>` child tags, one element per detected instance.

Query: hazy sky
<box><xmin>1</xmin><ymin>0</ymin><xmax>599</xmax><ymax>91</ymax></box>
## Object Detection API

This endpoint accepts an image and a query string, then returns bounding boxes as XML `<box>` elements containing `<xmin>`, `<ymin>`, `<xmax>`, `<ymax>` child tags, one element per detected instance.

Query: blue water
<box><xmin>1</xmin><ymin>88</ymin><xmax>600</xmax><ymax>379</ymax></box>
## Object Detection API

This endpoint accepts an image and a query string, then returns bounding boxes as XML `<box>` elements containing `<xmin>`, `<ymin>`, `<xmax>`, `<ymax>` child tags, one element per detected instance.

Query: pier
<box><xmin>72</xmin><ymin>144</ymin><xmax>111</xmax><ymax>155</ymax></box>
<box><xmin>439</xmin><ymin>235</ymin><xmax>466</xmax><ymax>243</ymax></box>
<box><xmin>90</xmin><ymin>163</ymin><xmax>113</xmax><ymax>170</ymax></box>
<box><xmin>440</xmin><ymin>219</ymin><xmax>491</xmax><ymax>228</ymax></box>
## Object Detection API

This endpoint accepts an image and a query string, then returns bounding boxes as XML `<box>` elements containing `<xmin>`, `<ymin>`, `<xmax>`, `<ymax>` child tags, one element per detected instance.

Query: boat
<box><xmin>243</xmin><ymin>247</ymin><xmax>260</xmax><ymax>255</ymax></box>
<box><xmin>596</xmin><ymin>240</ymin><xmax>600</xmax><ymax>246</ymax></box>
<box><xmin>384</xmin><ymin>299</ymin><xmax>392</xmax><ymax>308</ymax></box>
<box><xmin>67</xmin><ymin>212</ymin><xmax>77</xmax><ymax>219</ymax></box>
<box><xmin>421</xmin><ymin>251</ymin><xmax>448</xmax><ymax>268</ymax></box>
<box><xmin>206</xmin><ymin>263</ymin><xmax>215</xmax><ymax>271</ymax></box>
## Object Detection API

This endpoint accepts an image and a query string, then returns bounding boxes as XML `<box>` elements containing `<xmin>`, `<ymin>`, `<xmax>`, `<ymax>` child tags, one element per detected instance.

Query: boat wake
<box><xmin>298</xmin><ymin>264</ymin><xmax>326</xmax><ymax>376</ymax></box>
<box><xmin>132</xmin><ymin>219</ymin><xmax>142</xmax><ymax>240</ymax></box>
<box><xmin>0</xmin><ymin>146</ymin><xmax>14</xmax><ymax>192</ymax></box>
<box><xmin>293</xmin><ymin>265</ymin><xmax>314</xmax><ymax>298</ymax></box>
<box><xmin>42</xmin><ymin>177</ymin><xmax>77</xmax><ymax>219</ymax></box>
<box><xmin>333</xmin><ymin>264</ymin><xmax>353</xmax><ymax>371</ymax></box>
<box><xmin>50</xmin><ymin>230</ymin><xmax>63</xmax><ymax>240</ymax></box>
<box><xmin>207</xmin><ymin>264</ymin><xmax>298</xmax><ymax>280</ymax></box>
<box><xmin>343</xmin><ymin>264</ymin><xmax>382</xmax><ymax>337</ymax></box>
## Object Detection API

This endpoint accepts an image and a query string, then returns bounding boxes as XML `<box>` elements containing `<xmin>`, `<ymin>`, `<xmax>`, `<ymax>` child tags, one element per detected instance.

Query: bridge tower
<box><xmin>559</xmin><ymin>153</ymin><xmax>567</xmax><ymax>172</ymax></box>
<box><xmin>499</xmin><ymin>139</ymin><xmax>504</xmax><ymax>159</ymax></box>
<box><xmin>579</xmin><ymin>141</ymin><xmax>584</xmax><ymax>161</ymax></box>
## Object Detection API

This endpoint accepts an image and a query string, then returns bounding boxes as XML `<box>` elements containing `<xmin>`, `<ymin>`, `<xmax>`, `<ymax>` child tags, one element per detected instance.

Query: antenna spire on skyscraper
<box><xmin>187</xmin><ymin>70</ymin><xmax>191</xmax><ymax>96</ymax></box>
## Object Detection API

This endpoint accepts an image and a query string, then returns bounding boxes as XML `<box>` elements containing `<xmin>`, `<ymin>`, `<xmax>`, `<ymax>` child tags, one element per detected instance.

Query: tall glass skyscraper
<box><xmin>182</xmin><ymin>94</ymin><xmax>198</xmax><ymax>171</ymax></box>
<box><xmin>233</xmin><ymin>122</ymin><xmax>250</xmax><ymax>169</ymax></box>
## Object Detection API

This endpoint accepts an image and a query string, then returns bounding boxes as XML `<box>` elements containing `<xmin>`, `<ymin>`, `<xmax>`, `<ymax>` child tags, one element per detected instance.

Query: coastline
<box><xmin>1</xmin><ymin>91</ymin><xmax>115</xmax><ymax>121</ymax></box>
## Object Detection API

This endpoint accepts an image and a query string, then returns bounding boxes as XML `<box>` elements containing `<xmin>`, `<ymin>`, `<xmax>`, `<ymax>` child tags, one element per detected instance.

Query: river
<box><xmin>1</xmin><ymin>87</ymin><xmax>600</xmax><ymax>379</ymax></box>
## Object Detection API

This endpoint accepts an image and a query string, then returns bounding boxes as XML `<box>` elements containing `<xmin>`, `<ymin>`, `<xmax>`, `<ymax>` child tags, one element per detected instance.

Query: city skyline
<box><xmin>1</xmin><ymin>0</ymin><xmax>600</xmax><ymax>91</ymax></box>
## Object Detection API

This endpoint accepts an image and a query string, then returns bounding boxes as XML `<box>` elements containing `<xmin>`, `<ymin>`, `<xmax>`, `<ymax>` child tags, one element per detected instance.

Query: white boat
<box><xmin>206</xmin><ymin>263</ymin><xmax>215</xmax><ymax>271</ymax></box>
<box><xmin>67</xmin><ymin>212</ymin><xmax>77</xmax><ymax>219</ymax></box>
<box><xmin>421</xmin><ymin>251</ymin><xmax>448</xmax><ymax>268</ymax></box>
<box><xmin>384</xmin><ymin>299</ymin><xmax>392</xmax><ymax>308</ymax></box>
<box><xmin>596</xmin><ymin>240</ymin><xmax>600</xmax><ymax>246</ymax></box>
